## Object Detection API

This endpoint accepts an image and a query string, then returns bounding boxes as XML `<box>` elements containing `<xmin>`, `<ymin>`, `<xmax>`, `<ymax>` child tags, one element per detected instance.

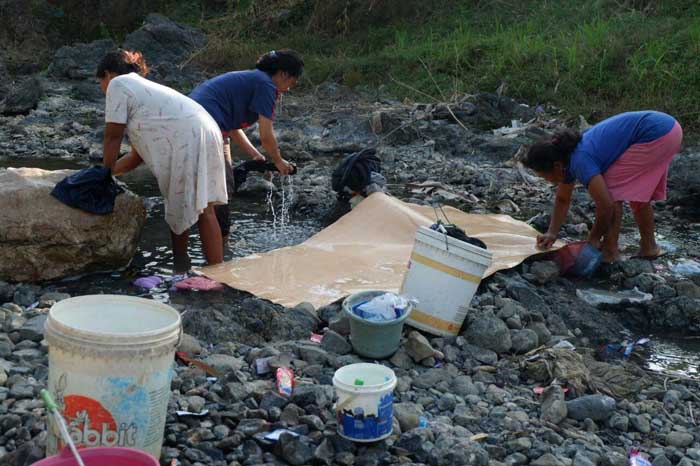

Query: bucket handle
<box><xmin>334</xmin><ymin>395</ymin><xmax>357</xmax><ymax>412</ymax></box>
<box><xmin>176</xmin><ymin>327</ymin><xmax>183</xmax><ymax>348</ymax></box>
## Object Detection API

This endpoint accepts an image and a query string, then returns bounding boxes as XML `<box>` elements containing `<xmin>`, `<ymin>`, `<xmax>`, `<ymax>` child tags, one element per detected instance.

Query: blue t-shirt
<box><xmin>189</xmin><ymin>70</ymin><xmax>278</xmax><ymax>132</ymax></box>
<box><xmin>566</xmin><ymin>111</ymin><xmax>676</xmax><ymax>186</ymax></box>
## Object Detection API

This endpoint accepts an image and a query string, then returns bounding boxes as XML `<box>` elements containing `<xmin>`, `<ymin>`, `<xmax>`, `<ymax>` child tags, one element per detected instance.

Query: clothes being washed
<box><xmin>50</xmin><ymin>166</ymin><xmax>124</xmax><ymax>215</ymax></box>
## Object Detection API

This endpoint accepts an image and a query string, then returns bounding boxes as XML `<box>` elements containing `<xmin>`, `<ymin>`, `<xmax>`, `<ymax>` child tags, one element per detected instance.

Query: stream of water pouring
<box><xmin>266</xmin><ymin>173</ymin><xmax>296</xmax><ymax>238</ymax></box>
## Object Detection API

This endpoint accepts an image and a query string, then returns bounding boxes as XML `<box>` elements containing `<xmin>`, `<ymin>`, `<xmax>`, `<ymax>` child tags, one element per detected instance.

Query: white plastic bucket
<box><xmin>44</xmin><ymin>295</ymin><xmax>182</xmax><ymax>459</ymax></box>
<box><xmin>401</xmin><ymin>226</ymin><xmax>493</xmax><ymax>336</ymax></box>
<box><xmin>333</xmin><ymin>363</ymin><xmax>396</xmax><ymax>442</ymax></box>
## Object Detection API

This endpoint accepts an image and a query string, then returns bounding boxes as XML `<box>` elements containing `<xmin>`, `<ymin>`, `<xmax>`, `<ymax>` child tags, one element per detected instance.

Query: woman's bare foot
<box><xmin>602</xmin><ymin>247</ymin><xmax>621</xmax><ymax>264</ymax></box>
<box><xmin>633</xmin><ymin>245</ymin><xmax>665</xmax><ymax>259</ymax></box>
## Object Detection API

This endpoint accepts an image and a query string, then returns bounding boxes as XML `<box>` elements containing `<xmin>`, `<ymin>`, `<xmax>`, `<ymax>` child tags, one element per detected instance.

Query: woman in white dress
<box><xmin>96</xmin><ymin>49</ymin><xmax>227</xmax><ymax>266</ymax></box>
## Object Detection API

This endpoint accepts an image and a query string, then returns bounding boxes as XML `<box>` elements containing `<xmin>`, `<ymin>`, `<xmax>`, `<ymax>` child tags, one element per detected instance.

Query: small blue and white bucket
<box><xmin>333</xmin><ymin>363</ymin><xmax>397</xmax><ymax>442</ymax></box>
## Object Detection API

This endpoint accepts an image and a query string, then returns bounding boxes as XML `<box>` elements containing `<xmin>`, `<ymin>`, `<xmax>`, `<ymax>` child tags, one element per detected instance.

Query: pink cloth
<box><xmin>603</xmin><ymin>122</ymin><xmax>682</xmax><ymax>202</ymax></box>
<box><xmin>174</xmin><ymin>276</ymin><xmax>224</xmax><ymax>291</ymax></box>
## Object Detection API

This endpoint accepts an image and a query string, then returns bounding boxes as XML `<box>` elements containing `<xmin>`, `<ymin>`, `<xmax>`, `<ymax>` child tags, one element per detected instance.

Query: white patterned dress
<box><xmin>104</xmin><ymin>73</ymin><xmax>227</xmax><ymax>234</ymax></box>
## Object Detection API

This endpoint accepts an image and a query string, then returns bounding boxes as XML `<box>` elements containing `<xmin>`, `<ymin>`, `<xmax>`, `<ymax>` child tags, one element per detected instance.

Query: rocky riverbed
<box><xmin>1</xmin><ymin>14</ymin><xmax>700</xmax><ymax>466</ymax></box>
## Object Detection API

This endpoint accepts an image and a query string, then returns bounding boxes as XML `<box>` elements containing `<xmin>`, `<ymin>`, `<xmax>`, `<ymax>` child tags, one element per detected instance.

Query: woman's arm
<box><xmin>103</xmin><ymin>122</ymin><xmax>126</xmax><ymax>170</ymax></box>
<box><xmin>229</xmin><ymin>129</ymin><xmax>265</xmax><ymax>161</ymax></box>
<box><xmin>586</xmin><ymin>174</ymin><xmax>614</xmax><ymax>248</ymax></box>
<box><xmin>258</xmin><ymin>116</ymin><xmax>293</xmax><ymax>175</ymax></box>
<box><xmin>112</xmin><ymin>149</ymin><xmax>143</xmax><ymax>176</ymax></box>
<box><xmin>537</xmin><ymin>182</ymin><xmax>575</xmax><ymax>249</ymax></box>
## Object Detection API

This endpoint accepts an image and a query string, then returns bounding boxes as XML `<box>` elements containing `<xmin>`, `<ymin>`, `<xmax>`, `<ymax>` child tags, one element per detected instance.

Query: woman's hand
<box><xmin>274</xmin><ymin>158</ymin><xmax>293</xmax><ymax>175</ymax></box>
<box><xmin>536</xmin><ymin>232</ymin><xmax>558</xmax><ymax>249</ymax></box>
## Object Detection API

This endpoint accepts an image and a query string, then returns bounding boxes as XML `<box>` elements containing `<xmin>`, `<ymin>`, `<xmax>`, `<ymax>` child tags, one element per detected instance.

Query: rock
<box><xmin>278</xmin><ymin>433</ymin><xmax>315</xmax><ymax>466</ymax></box>
<box><xmin>464</xmin><ymin>310</ymin><xmax>511</xmax><ymax>353</ymax></box>
<box><xmin>177</xmin><ymin>333</ymin><xmax>203</xmax><ymax>354</ymax></box>
<box><xmin>451</xmin><ymin>376</ymin><xmax>479</xmax><ymax>397</ymax></box>
<box><xmin>0</xmin><ymin>168</ymin><xmax>145</xmax><ymax>282</ymax></box>
<box><xmin>314</xmin><ymin>438</ymin><xmax>335</xmax><ymax>465</ymax></box>
<box><xmin>621</xmin><ymin>259</ymin><xmax>655</xmax><ymax>277</ymax></box>
<box><xmin>235</xmin><ymin>418</ymin><xmax>269</xmax><ymax>436</ymax></box>
<box><xmin>329</xmin><ymin>314</ymin><xmax>351</xmax><ymax>336</ymax></box>
<box><xmin>510</xmin><ymin>329</ymin><xmax>539</xmax><ymax>354</ymax></box>
<box><xmin>291</xmin><ymin>385</ymin><xmax>334</xmax><ymax>409</ymax></box>
<box><xmin>675</xmin><ymin>281</ymin><xmax>700</xmax><ymax>299</ymax></box>
<box><xmin>506</xmin><ymin>282</ymin><xmax>549</xmax><ymax>313</ymax></box>
<box><xmin>530</xmin><ymin>261</ymin><xmax>560</xmax><ymax>284</ymax></box>
<box><xmin>187</xmin><ymin>395</ymin><xmax>206</xmax><ymax>413</ymax></box>
<box><xmin>609</xmin><ymin>414</ymin><xmax>629</xmax><ymax>432</ymax></box>
<box><xmin>630</xmin><ymin>414</ymin><xmax>651</xmax><ymax>434</ymax></box>
<box><xmin>204</xmin><ymin>354</ymin><xmax>244</xmax><ymax>375</ymax></box>
<box><xmin>18</xmin><ymin>314</ymin><xmax>47</xmax><ymax>342</ymax></box>
<box><xmin>540</xmin><ymin>385</ymin><xmax>567</xmax><ymax>424</ymax></box>
<box><xmin>526</xmin><ymin>322</ymin><xmax>552</xmax><ymax>346</ymax></box>
<box><xmin>531</xmin><ymin>453</ymin><xmax>566</xmax><ymax>466</ymax></box>
<box><xmin>238</xmin><ymin>176</ymin><xmax>277</xmax><ymax>194</ymax></box>
<box><xmin>123</xmin><ymin>14</ymin><xmax>206</xmax><ymax>68</ymax></box>
<box><xmin>1</xmin><ymin>77</ymin><xmax>43</xmax><ymax>116</ymax></box>
<box><xmin>567</xmin><ymin>395</ymin><xmax>616</xmax><ymax>421</ymax></box>
<box><xmin>320</xmin><ymin>331</ymin><xmax>352</xmax><ymax>355</ymax></box>
<box><xmin>652</xmin><ymin>456</ymin><xmax>672</xmax><ymax>466</ymax></box>
<box><xmin>573</xmin><ymin>454</ymin><xmax>597</xmax><ymax>466</ymax></box>
<box><xmin>390</xmin><ymin>348</ymin><xmax>414</xmax><ymax>370</ymax></box>
<box><xmin>0</xmin><ymin>440</ymin><xmax>43</xmax><ymax>466</ymax></box>
<box><xmin>297</xmin><ymin>345</ymin><xmax>330</xmax><ymax>365</ymax></box>
<box><xmin>260</xmin><ymin>391</ymin><xmax>289</xmax><ymax>411</ymax></box>
<box><xmin>49</xmin><ymin>39</ymin><xmax>115</xmax><ymax>79</ymax></box>
<box><xmin>394</xmin><ymin>402</ymin><xmax>424</xmax><ymax>431</ymax></box>
<box><xmin>404</xmin><ymin>330</ymin><xmax>438</xmax><ymax>362</ymax></box>
<box><xmin>0</xmin><ymin>281</ymin><xmax>14</xmax><ymax>302</ymax></box>
<box><xmin>665</xmin><ymin>432</ymin><xmax>694</xmax><ymax>448</ymax></box>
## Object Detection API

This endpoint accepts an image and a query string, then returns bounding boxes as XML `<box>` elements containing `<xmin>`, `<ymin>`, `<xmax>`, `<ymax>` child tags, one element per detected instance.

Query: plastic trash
<box><xmin>671</xmin><ymin>259</ymin><xmax>700</xmax><ymax>276</ymax></box>
<box><xmin>351</xmin><ymin>292</ymin><xmax>413</xmax><ymax>321</ymax></box>
<box><xmin>553</xmin><ymin>340</ymin><xmax>576</xmax><ymax>350</ymax></box>
<box><xmin>629</xmin><ymin>449</ymin><xmax>652</xmax><ymax>466</ymax></box>
<box><xmin>598</xmin><ymin>338</ymin><xmax>650</xmax><ymax>361</ymax></box>
<box><xmin>418</xmin><ymin>417</ymin><xmax>428</xmax><ymax>428</ymax></box>
<box><xmin>555</xmin><ymin>241</ymin><xmax>602</xmax><ymax>277</ymax></box>
<box><xmin>174</xmin><ymin>276</ymin><xmax>224</xmax><ymax>291</ymax></box>
<box><xmin>133</xmin><ymin>276</ymin><xmax>164</xmax><ymax>289</ymax></box>
<box><xmin>264</xmin><ymin>429</ymin><xmax>299</xmax><ymax>441</ymax></box>
<box><xmin>276</xmin><ymin>367</ymin><xmax>294</xmax><ymax>397</ymax></box>
<box><xmin>576</xmin><ymin>287</ymin><xmax>653</xmax><ymax>307</ymax></box>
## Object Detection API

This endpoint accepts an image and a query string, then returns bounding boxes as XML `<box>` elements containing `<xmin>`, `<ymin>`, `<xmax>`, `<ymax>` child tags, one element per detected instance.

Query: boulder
<box><xmin>0</xmin><ymin>168</ymin><xmax>145</xmax><ymax>282</ymax></box>
<box><xmin>49</xmin><ymin>39</ymin><xmax>116</xmax><ymax>80</ymax></box>
<box><xmin>0</xmin><ymin>77</ymin><xmax>43</xmax><ymax>116</ymax></box>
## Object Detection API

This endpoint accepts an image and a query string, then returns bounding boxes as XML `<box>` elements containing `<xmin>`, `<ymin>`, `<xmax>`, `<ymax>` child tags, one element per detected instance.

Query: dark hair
<box><xmin>522</xmin><ymin>129</ymin><xmax>582</xmax><ymax>173</ymax></box>
<box><xmin>96</xmin><ymin>49</ymin><xmax>149</xmax><ymax>78</ymax></box>
<box><xmin>255</xmin><ymin>49</ymin><xmax>304</xmax><ymax>78</ymax></box>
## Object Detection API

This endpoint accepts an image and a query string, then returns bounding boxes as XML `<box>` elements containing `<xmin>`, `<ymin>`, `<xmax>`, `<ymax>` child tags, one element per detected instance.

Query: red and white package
<box><xmin>276</xmin><ymin>367</ymin><xmax>295</xmax><ymax>397</ymax></box>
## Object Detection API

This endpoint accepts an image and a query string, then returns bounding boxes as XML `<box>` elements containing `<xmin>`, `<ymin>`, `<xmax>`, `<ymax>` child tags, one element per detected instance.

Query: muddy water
<box><xmin>1</xmin><ymin>157</ymin><xmax>699</xmax><ymax>378</ymax></box>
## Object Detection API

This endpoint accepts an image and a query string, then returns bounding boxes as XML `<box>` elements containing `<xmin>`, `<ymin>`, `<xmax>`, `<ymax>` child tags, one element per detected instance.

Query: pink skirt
<box><xmin>603</xmin><ymin>122</ymin><xmax>682</xmax><ymax>202</ymax></box>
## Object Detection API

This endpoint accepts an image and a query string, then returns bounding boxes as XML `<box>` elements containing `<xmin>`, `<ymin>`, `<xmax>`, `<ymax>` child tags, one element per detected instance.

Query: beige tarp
<box><xmin>202</xmin><ymin>193</ymin><xmax>560</xmax><ymax>308</ymax></box>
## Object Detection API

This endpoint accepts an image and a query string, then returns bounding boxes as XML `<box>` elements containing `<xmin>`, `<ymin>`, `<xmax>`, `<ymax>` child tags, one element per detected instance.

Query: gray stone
<box><xmin>609</xmin><ymin>414</ymin><xmax>629</xmax><ymax>432</ymax></box>
<box><xmin>404</xmin><ymin>330</ymin><xmax>437</xmax><ymax>362</ymax></box>
<box><xmin>411</xmin><ymin>368</ymin><xmax>451</xmax><ymax>389</ymax></box>
<box><xmin>39</xmin><ymin>292</ymin><xmax>71</xmax><ymax>303</ymax></box>
<box><xmin>462</xmin><ymin>343</ymin><xmax>499</xmax><ymax>365</ymax></box>
<box><xmin>235</xmin><ymin>418</ymin><xmax>269</xmax><ymax>436</ymax></box>
<box><xmin>49</xmin><ymin>39</ymin><xmax>115</xmax><ymax>79</ymax></box>
<box><xmin>464</xmin><ymin>310</ymin><xmax>511</xmax><ymax>353</ymax></box>
<box><xmin>530</xmin><ymin>261</ymin><xmax>560</xmax><ymax>284</ymax></box>
<box><xmin>526</xmin><ymin>322</ymin><xmax>552</xmax><ymax>346</ymax></box>
<box><xmin>451</xmin><ymin>375</ymin><xmax>479</xmax><ymax>397</ymax></box>
<box><xmin>18</xmin><ymin>314</ymin><xmax>47</xmax><ymax>342</ymax></box>
<box><xmin>505</xmin><ymin>437</ymin><xmax>532</xmax><ymax>452</ymax></box>
<box><xmin>663</xmin><ymin>390</ymin><xmax>681</xmax><ymax>407</ymax></box>
<box><xmin>505</xmin><ymin>452</ymin><xmax>529</xmax><ymax>466</ymax></box>
<box><xmin>652</xmin><ymin>455</ymin><xmax>672</xmax><ymax>466</ymax></box>
<box><xmin>320</xmin><ymin>331</ymin><xmax>351</xmax><ymax>355</ymax></box>
<box><xmin>541</xmin><ymin>385</ymin><xmax>567</xmax><ymax>424</ymax></box>
<box><xmin>507</xmin><ymin>282</ymin><xmax>550</xmax><ymax>313</ymax></box>
<box><xmin>314</xmin><ymin>438</ymin><xmax>335</xmax><ymax>465</ymax></box>
<box><xmin>329</xmin><ymin>314</ymin><xmax>351</xmax><ymax>336</ymax></box>
<box><xmin>653</xmin><ymin>284</ymin><xmax>677</xmax><ymax>299</ymax></box>
<box><xmin>510</xmin><ymin>329</ymin><xmax>539</xmax><ymax>354</ymax></box>
<box><xmin>573</xmin><ymin>454</ymin><xmax>597</xmax><ymax>466</ymax></box>
<box><xmin>437</xmin><ymin>393</ymin><xmax>457</xmax><ymax>411</ymax></box>
<box><xmin>204</xmin><ymin>354</ymin><xmax>244</xmax><ymax>375</ymax></box>
<box><xmin>566</xmin><ymin>395</ymin><xmax>616</xmax><ymax>421</ymax></box>
<box><xmin>630</xmin><ymin>414</ymin><xmax>651</xmax><ymax>433</ymax></box>
<box><xmin>390</xmin><ymin>348</ymin><xmax>414</xmax><ymax>370</ymax></box>
<box><xmin>531</xmin><ymin>453</ymin><xmax>566</xmax><ymax>466</ymax></box>
<box><xmin>393</xmin><ymin>402</ymin><xmax>424</xmax><ymax>431</ymax></box>
<box><xmin>187</xmin><ymin>395</ymin><xmax>206</xmax><ymax>413</ymax></box>
<box><xmin>675</xmin><ymin>281</ymin><xmax>700</xmax><ymax>299</ymax></box>
<box><xmin>1</xmin><ymin>77</ymin><xmax>43</xmax><ymax>116</ymax></box>
<box><xmin>279</xmin><ymin>433</ymin><xmax>315</xmax><ymax>466</ymax></box>
<box><xmin>665</xmin><ymin>432</ymin><xmax>694</xmax><ymax>448</ymax></box>
<box><xmin>291</xmin><ymin>385</ymin><xmax>334</xmax><ymax>409</ymax></box>
<box><xmin>297</xmin><ymin>345</ymin><xmax>330</xmax><ymax>365</ymax></box>
<box><xmin>0</xmin><ymin>335</ymin><xmax>14</xmax><ymax>358</ymax></box>
<box><xmin>260</xmin><ymin>390</ymin><xmax>289</xmax><ymax>411</ymax></box>
<box><xmin>178</xmin><ymin>333</ymin><xmax>203</xmax><ymax>354</ymax></box>
<box><xmin>9</xmin><ymin>382</ymin><xmax>35</xmax><ymax>399</ymax></box>
<box><xmin>621</xmin><ymin>259</ymin><xmax>655</xmax><ymax>277</ymax></box>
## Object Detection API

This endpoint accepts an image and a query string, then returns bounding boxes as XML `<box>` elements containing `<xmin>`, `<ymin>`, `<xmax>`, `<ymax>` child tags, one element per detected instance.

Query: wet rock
<box><xmin>530</xmin><ymin>261</ymin><xmax>560</xmax><ymax>284</ymax></box>
<box><xmin>404</xmin><ymin>330</ymin><xmax>438</xmax><ymax>362</ymax></box>
<box><xmin>238</xmin><ymin>176</ymin><xmax>277</xmax><ymax>194</ymax></box>
<box><xmin>0</xmin><ymin>168</ymin><xmax>145</xmax><ymax>282</ymax></box>
<box><xmin>540</xmin><ymin>385</ymin><xmax>567</xmax><ymax>424</ymax></box>
<box><xmin>49</xmin><ymin>39</ymin><xmax>115</xmax><ymax>79</ymax></box>
<box><xmin>566</xmin><ymin>395</ymin><xmax>616</xmax><ymax>421</ymax></box>
<box><xmin>320</xmin><ymin>330</ymin><xmax>351</xmax><ymax>355</ymax></box>
<box><xmin>464</xmin><ymin>310</ymin><xmax>511</xmax><ymax>353</ymax></box>
<box><xmin>1</xmin><ymin>77</ymin><xmax>43</xmax><ymax>116</ymax></box>
<box><xmin>665</xmin><ymin>432</ymin><xmax>694</xmax><ymax>448</ymax></box>
<box><xmin>511</xmin><ymin>329</ymin><xmax>539</xmax><ymax>354</ymax></box>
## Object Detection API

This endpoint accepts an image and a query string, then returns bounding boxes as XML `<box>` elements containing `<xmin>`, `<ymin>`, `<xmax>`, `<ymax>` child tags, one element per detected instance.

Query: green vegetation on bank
<box><xmin>179</xmin><ymin>0</ymin><xmax>700</xmax><ymax>128</ymax></box>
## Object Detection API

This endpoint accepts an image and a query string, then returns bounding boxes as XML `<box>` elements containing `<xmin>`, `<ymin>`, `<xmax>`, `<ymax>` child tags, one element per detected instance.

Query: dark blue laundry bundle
<box><xmin>50</xmin><ymin>166</ymin><xmax>124</xmax><ymax>215</ymax></box>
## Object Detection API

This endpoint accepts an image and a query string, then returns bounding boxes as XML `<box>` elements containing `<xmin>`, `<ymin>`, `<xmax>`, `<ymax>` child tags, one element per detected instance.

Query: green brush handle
<box><xmin>40</xmin><ymin>389</ymin><xmax>58</xmax><ymax>411</ymax></box>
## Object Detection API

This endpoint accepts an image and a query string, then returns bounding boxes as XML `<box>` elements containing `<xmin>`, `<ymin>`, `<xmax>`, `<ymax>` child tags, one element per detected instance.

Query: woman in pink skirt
<box><xmin>522</xmin><ymin>111</ymin><xmax>683</xmax><ymax>263</ymax></box>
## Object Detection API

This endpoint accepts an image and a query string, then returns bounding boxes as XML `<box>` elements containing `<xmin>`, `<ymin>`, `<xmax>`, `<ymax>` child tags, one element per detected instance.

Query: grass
<box><xmin>165</xmin><ymin>0</ymin><xmax>700</xmax><ymax>130</ymax></box>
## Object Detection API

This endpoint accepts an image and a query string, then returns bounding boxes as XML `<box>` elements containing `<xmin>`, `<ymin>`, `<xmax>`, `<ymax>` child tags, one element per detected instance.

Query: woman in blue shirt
<box><xmin>522</xmin><ymin>111</ymin><xmax>682</xmax><ymax>263</ymax></box>
<box><xmin>190</xmin><ymin>49</ymin><xmax>303</xmax><ymax>239</ymax></box>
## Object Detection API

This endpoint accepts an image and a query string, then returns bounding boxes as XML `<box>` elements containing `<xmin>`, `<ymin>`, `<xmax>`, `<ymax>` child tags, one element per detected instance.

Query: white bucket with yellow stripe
<box><xmin>401</xmin><ymin>226</ymin><xmax>492</xmax><ymax>336</ymax></box>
